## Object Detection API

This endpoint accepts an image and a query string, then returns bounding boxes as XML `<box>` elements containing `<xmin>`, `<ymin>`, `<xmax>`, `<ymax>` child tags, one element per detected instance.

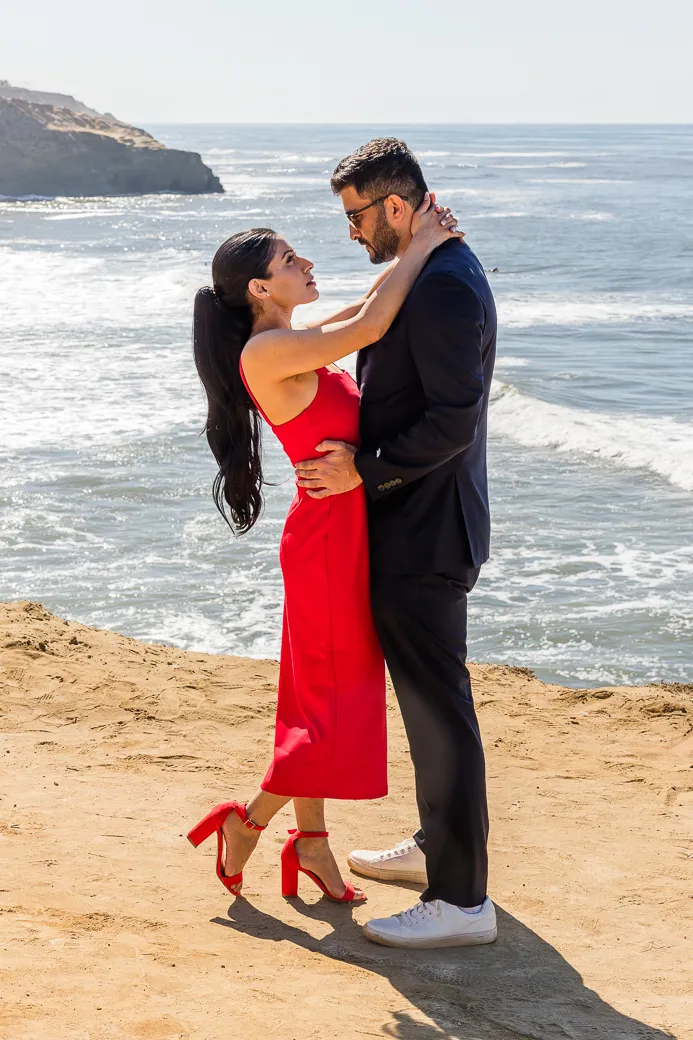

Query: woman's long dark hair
<box><xmin>193</xmin><ymin>228</ymin><xmax>277</xmax><ymax>533</ymax></box>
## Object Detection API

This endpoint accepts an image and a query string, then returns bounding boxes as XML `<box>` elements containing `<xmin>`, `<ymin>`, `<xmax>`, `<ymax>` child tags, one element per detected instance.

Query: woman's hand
<box><xmin>411</xmin><ymin>191</ymin><xmax>465</xmax><ymax>251</ymax></box>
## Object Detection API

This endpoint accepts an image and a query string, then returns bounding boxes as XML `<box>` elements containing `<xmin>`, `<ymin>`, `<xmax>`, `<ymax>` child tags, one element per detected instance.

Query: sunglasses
<box><xmin>344</xmin><ymin>194</ymin><xmax>411</xmax><ymax>231</ymax></box>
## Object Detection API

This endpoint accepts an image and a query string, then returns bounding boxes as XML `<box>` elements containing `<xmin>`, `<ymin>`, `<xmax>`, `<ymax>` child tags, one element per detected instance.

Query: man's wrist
<box><xmin>353</xmin><ymin>448</ymin><xmax>366</xmax><ymax>481</ymax></box>
<box><xmin>354</xmin><ymin>448</ymin><xmax>385</xmax><ymax>500</ymax></box>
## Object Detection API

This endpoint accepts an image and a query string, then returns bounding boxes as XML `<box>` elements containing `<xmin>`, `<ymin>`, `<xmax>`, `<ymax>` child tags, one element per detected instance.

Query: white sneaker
<box><xmin>362</xmin><ymin>897</ymin><xmax>497</xmax><ymax>949</ymax></box>
<box><xmin>347</xmin><ymin>838</ymin><xmax>427</xmax><ymax>884</ymax></box>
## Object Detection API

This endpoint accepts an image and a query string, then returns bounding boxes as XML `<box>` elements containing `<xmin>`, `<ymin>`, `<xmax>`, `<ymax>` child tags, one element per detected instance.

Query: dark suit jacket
<box><xmin>354</xmin><ymin>239</ymin><xmax>497</xmax><ymax>575</ymax></box>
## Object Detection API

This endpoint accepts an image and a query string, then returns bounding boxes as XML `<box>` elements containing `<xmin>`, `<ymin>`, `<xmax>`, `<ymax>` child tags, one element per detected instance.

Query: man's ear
<box><xmin>384</xmin><ymin>194</ymin><xmax>409</xmax><ymax>227</ymax></box>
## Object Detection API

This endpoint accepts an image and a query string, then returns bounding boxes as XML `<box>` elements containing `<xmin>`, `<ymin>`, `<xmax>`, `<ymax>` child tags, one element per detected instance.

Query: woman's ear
<box><xmin>248</xmin><ymin>278</ymin><xmax>271</xmax><ymax>303</ymax></box>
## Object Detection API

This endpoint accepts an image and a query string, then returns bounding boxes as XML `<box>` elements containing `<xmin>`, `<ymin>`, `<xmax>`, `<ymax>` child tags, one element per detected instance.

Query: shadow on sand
<box><xmin>213</xmin><ymin>896</ymin><xmax>673</xmax><ymax>1040</ymax></box>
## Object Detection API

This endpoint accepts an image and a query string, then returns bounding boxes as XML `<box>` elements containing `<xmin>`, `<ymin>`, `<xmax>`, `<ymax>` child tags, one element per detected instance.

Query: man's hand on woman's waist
<box><xmin>295</xmin><ymin>440</ymin><xmax>363</xmax><ymax>499</ymax></box>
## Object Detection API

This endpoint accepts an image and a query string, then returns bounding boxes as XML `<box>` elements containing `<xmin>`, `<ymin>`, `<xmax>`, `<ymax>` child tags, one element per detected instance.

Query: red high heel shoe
<box><xmin>280</xmin><ymin>829</ymin><xmax>366</xmax><ymax>903</ymax></box>
<box><xmin>187</xmin><ymin>801</ymin><xmax>266</xmax><ymax>895</ymax></box>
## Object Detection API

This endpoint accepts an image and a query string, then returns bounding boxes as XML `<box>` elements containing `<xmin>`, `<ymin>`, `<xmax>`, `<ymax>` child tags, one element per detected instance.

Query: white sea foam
<box><xmin>498</xmin><ymin>291</ymin><xmax>693</xmax><ymax>328</ymax></box>
<box><xmin>44</xmin><ymin>210</ymin><xmax>122</xmax><ymax>220</ymax></box>
<box><xmin>267</xmin><ymin>153</ymin><xmax>333</xmax><ymax>163</ymax></box>
<box><xmin>467</xmin><ymin>211</ymin><xmax>530</xmax><ymax>219</ymax></box>
<box><xmin>217</xmin><ymin>155</ymin><xmax>333</xmax><ymax>168</ymax></box>
<box><xmin>494</xmin><ymin>356</ymin><xmax>530</xmax><ymax>369</ymax></box>
<box><xmin>490</xmin><ymin>381</ymin><xmax>693</xmax><ymax>492</ymax></box>
<box><xmin>0</xmin><ymin>244</ymin><xmax>364</xmax><ymax>453</ymax></box>
<box><xmin>428</xmin><ymin>186</ymin><xmax>480</xmax><ymax>198</ymax></box>
<box><xmin>529</xmin><ymin>178</ymin><xmax>627</xmax><ymax>185</ymax></box>
<box><xmin>220</xmin><ymin>173</ymin><xmax>327</xmax><ymax>197</ymax></box>
<box><xmin>0</xmin><ymin>341</ymin><xmax>204</xmax><ymax>452</ymax></box>
<box><xmin>486</xmin><ymin>542</ymin><xmax>693</xmax><ymax>585</ymax></box>
<box><xmin>462</xmin><ymin>151</ymin><xmax>574</xmax><ymax>158</ymax></box>
<box><xmin>0</xmin><ymin>198</ymin><xmax>124</xmax><ymax>214</ymax></box>
<box><xmin>491</xmin><ymin>162</ymin><xmax>587</xmax><ymax>170</ymax></box>
<box><xmin>205</xmin><ymin>149</ymin><xmax>332</xmax><ymax>162</ymax></box>
<box><xmin>0</xmin><ymin>247</ymin><xmax>201</xmax><ymax>330</ymax></box>
<box><xmin>568</xmin><ymin>211</ymin><xmax>614</xmax><ymax>221</ymax></box>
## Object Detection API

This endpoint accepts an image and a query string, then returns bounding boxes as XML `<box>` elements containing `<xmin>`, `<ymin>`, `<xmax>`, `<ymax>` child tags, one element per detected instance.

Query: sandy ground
<box><xmin>1</xmin><ymin>600</ymin><xmax>691</xmax><ymax>1040</ymax></box>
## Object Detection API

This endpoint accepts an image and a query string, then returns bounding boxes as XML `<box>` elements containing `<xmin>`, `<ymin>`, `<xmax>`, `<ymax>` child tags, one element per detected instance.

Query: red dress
<box><xmin>239</xmin><ymin>363</ymin><xmax>387</xmax><ymax>799</ymax></box>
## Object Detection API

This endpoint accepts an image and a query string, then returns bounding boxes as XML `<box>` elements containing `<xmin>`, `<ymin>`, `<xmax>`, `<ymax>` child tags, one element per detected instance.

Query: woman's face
<box><xmin>253</xmin><ymin>238</ymin><xmax>319</xmax><ymax>309</ymax></box>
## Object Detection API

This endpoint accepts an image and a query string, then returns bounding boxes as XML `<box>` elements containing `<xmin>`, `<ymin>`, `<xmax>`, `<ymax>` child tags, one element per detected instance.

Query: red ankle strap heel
<box><xmin>187</xmin><ymin>801</ymin><xmax>266</xmax><ymax>896</ymax></box>
<box><xmin>280</xmin><ymin>829</ymin><xmax>365</xmax><ymax>904</ymax></box>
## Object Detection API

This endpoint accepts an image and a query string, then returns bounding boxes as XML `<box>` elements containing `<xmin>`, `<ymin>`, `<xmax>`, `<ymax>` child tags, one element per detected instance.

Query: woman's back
<box><xmin>240</xmin><ymin>364</ymin><xmax>361</xmax><ymax>470</ymax></box>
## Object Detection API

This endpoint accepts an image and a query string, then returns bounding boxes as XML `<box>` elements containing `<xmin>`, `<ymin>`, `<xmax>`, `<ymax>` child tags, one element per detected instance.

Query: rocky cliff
<box><xmin>0</xmin><ymin>81</ymin><xmax>104</xmax><ymax>117</ymax></box>
<box><xmin>0</xmin><ymin>83</ymin><xmax>223</xmax><ymax>198</ymax></box>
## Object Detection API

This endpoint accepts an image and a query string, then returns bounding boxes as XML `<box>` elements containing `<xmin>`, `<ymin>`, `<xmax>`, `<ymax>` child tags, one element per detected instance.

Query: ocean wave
<box><xmin>429</xmin><ymin>186</ymin><xmax>480</xmax><ymax>197</ymax></box>
<box><xmin>423</xmin><ymin>162</ymin><xmax>478</xmax><ymax>170</ymax></box>
<box><xmin>462</xmin><ymin>151</ymin><xmax>573</xmax><ymax>158</ymax></box>
<box><xmin>528</xmin><ymin>178</ymin><xmax>627</xmax><ymax>185</ymax></box>
<box><xmin>0</xmin><ymin>194</ymin><xmax>55</xmax><ymax>202</ymax></box>
<box><xmin>44</xmin><ymin>210</ymin><xmax>121</xmax><ymax>220</ymax></box>
<box><xmin>567</xmin><ymin>211</ymin><xmax>614</xmax><ymax>221</ymax></box>
<box><xmin>490</xmin><ymin>381</ymin><xmax>693</xmax><ymax>492</ymax></box>
<box><xmin>486</xmin><ymin>542</ymin><xmax>693</xmax><ymax>584</ymax></box>
<box><xmin>0</xmin><ymin>248</ymin><xmax>200</xmax><ymax>329</ymax></box>
<box><xmin>0</xmin><ymin>345</ymin><xmax>205</xmax><ymax>453</ymax></box>
<box><xmin>219</xmin><ymin>174</ymin><xmax>327</xmax><ymax>197</ymax></box>
<box><xmin>498</xmin><ymin>292</ymin><xmax>693</xmax><ymax>328</ymax></box>
<box><xmin>0</xmin><ymin>197</ymin><xmax>118</xmax><ymax>212</ymax></box>
<box><xmin>467</xmin><ymin>211</ymin><xmax>530</xmax><ymax>219</ymax></box>
<box><xmin>214</xmin><ymin>155</ymin><xmax>333</xmax><ymax>168</ymax></box>
<box><xmin>494</xmin><ymin>356</ymin><xmax>530</xmax><ymax>369</ymax></box>
<box><xmin>0</xmin><ymin>247</ymin><xmax>372</xmax><ymax>334</ymax></box>
<box><xmin>491</xmin><ymin>162</ymin><xmax>587</xmax><ymax>170</ymax></box>
<box><xmin>205</xmin><ymin>149</ymin><xmax>332</xmax><ymax>161</ymax></box>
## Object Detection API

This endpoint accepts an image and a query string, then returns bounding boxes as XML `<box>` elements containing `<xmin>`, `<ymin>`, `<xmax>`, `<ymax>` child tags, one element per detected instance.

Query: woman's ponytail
<box><xmin>192</xmin><ymin>228</ymin><xmax>277</xmax><ymax>534</ymax></box>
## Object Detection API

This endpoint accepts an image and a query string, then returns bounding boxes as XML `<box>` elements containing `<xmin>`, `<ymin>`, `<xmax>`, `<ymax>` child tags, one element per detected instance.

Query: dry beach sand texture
<box><xmin>1</xmin><ymin>600</ymin><xmax>691</xmax><ymax>1040</ymax></box>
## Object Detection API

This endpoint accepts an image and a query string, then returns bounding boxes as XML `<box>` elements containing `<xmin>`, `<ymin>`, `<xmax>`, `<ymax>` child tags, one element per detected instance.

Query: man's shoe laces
<box><xmin>396</xmin><ymin>900</ymin><xmax>442</xmax><ymax>927</ymax></box>
<box><xmin>382</xmin><ymin>838</ymin><xmax>417</xmax><ymax>861</ymax></box>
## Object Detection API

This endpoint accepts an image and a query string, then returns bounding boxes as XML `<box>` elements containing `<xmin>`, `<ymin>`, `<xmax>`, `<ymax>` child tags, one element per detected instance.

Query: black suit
<box><xmin>354</xmin><ymin>239</ymin><xmax>496</xmax><ymax>908</ymax></box>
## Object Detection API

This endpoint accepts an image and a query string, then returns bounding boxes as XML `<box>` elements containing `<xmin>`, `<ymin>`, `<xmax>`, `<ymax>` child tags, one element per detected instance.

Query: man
<box><xmin>295</xmin><ymin>138</ymin><xmax>497</xmax><ymax>949</ymax></box>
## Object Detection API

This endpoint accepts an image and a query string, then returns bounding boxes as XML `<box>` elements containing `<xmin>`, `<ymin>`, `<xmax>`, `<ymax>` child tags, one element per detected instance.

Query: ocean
<box><xmin>1</xmin><ymin>124</ymin><xmax>691</xmax><ymax>687</ymax></box>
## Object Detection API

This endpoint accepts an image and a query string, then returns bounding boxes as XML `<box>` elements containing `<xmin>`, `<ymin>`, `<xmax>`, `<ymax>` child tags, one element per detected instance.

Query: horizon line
<box><xmin>137</xmin><ymin>120</ymin><xmax>693</xmax><ymax>127</ymax></box>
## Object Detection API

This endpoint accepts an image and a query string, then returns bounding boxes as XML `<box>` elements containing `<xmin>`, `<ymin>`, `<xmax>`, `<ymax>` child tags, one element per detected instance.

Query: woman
<box><xmin>188</xmin><ymin>193</ymin><xmax>462</xmax><ymax>903</ymax></box>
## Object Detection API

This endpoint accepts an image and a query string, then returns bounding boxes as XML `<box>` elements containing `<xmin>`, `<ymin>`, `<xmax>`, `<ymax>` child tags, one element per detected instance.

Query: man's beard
<box><xmin>362</xmin><ymin>208</ymin><xmax>400</xmax><ymax>265</ymax></box>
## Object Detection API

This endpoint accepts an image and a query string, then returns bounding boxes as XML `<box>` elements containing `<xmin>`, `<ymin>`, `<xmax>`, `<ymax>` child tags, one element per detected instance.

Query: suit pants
<box><xmin>370</xmin><ymin>569</ymin><xmax>489</xmax><ymax>907</ymax></box>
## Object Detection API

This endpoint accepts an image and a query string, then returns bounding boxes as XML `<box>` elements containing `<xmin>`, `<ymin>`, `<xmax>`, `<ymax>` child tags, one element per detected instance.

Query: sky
<box><xmin>2</xmin><ymin>0</ymin><xmax>692</xmax><ymax>125</ymax></box>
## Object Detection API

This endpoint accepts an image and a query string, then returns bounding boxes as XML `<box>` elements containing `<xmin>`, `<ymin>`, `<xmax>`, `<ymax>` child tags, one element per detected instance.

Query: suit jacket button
<box><xmin>377</xmin><ymin>484</ymin><xmax>385</xmax><ymax>491</ymax></box>
<box><xmin>395</xmin><ymin>478</ymin><xmax>402</xmax><ymax>484</ymax></box>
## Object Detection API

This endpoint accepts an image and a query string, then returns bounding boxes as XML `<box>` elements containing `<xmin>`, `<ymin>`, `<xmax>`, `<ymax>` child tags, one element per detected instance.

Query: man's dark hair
<box><xmin>330</xmin><ymin>137</ymin><xmax>428</xmax><ymax>208</ymax></box>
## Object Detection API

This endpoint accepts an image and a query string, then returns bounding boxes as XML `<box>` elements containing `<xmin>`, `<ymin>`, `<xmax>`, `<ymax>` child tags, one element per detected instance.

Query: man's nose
<box><xmin>349</xmin><ymin>225</ymin><xmax>361</xmax><ymax>242</ymax></box>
